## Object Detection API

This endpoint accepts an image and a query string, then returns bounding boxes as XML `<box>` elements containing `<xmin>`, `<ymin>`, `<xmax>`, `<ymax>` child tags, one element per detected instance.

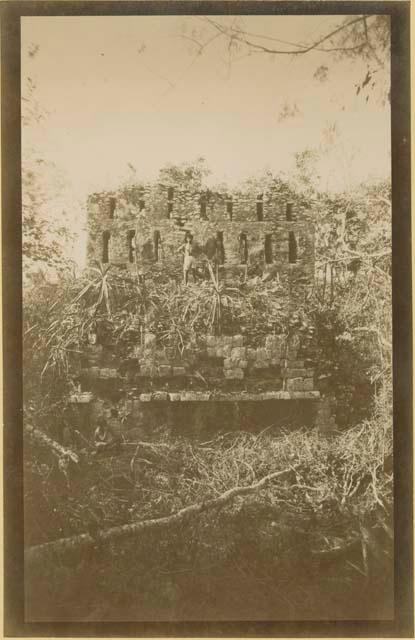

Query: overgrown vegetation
<box><xmin>23</xmin><ymin>155</ymin><xmax>392</xmax><ymax>620</ymax></box>
<box><xmin>25</xmin><ymin>421</ymin><xmax>392</xmax><ymax>620</ymax></box>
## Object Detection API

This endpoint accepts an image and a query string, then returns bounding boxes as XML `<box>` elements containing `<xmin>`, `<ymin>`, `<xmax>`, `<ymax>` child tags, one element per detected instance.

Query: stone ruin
<box><xmin>71</xmin><ymin>179</ymin><xmax>335</xmax><ymax>439</ymax></box>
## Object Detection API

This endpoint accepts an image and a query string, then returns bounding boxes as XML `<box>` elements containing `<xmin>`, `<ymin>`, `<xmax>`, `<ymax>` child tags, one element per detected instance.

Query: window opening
<box><xmin>256</xmin><ymin>194</ymin><xmax>264</xmax><ymax>221</ymax></box>
<box><xmin>286</xmin><ymin>202</ymin><xmax>294</xmax><ymax>221</ymax></box>
<box><xmin>265</xmin><ymin>234</ymin><xmax>273</xmax><ymax>264</ymax></box>
<box><xmin>109</xmin><ymin>197</ymin><xmax>116</xmax><ymax>219</ymax></box>
<box><xmin>288</xmin><ymin>231</ymin><xmax>297</xmax><ymax>263</ymax></box>
<box><xmin>216</xmin><ymin>231</ymin><xmax>225</xmax><ymax>265</ymax></box>
<box><xmin>239</xmin><ymin>233</ymin><xmax>248</xmax><ymax>264</ymax></box>
<box><xmin>226</xmin><ymin>198</ymin><xmax>233</xmax><ymax>220</ymax></box>
<box><xmin>102</xmin><ymin>231</ymin><xmax>110</xmax><ymax>263</ymax></box>
<box><xmin>200</xmin><ymin>194</ymin><xmax>207</xmax><ymax>219</ymax></box>
<box><xmin>167</xmin><ymin>187</ymin><xmax>174</xmax><ymax>218</ymax></box>
<box><xmin>127</xmin><ymin>230</ymin><xmax>135</xmax><ymax>263</ymax></box>
<box><xmin>154</xmin><ymin>230</ymin><xmax>161</xmax><ymax>261</ymax></box>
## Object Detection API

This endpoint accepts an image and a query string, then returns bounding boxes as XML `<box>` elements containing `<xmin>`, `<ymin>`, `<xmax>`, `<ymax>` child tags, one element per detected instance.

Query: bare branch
<box><xmin>25</xmin><ymin>423</ymin><xmax>79</xmax><ymax>464</ymax></box>
<box><xmin>203</xmin><ymin>16</ymin><xmax>370</xmax><ymax>57</ymax></box>
<box><xmin>25</xmin><ymin>465</ymin><xmax>295</xmax><ymax>566</ymax></box>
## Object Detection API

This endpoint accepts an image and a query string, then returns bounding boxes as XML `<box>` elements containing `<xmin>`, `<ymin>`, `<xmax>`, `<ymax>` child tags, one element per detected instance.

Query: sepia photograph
<box><xmin>2</xmin><ymin>1</ymin><xmax>412</xmax><ymax>634</ymax></box>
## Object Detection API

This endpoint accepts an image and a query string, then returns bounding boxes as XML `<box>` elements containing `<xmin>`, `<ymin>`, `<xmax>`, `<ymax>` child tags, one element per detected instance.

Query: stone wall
<box><xmin>80</xmin><ymin>331</ymin><xmax>314</xmax><ymax>392</ymax></box>
<box><xmin>86</xmin><ymin>181</ymin><xmax>315</xmax><ymax>296</ymax></box>
<box><xmin>77</xmin><ymin>177</ymin><xmax>335</xmax><ymax>437</ymax></box>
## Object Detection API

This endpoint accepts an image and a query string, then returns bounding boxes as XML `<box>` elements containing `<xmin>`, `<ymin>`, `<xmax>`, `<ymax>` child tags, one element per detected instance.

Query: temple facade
<box><xmin>78</xmin><ymin>179</ymin><xmax>335</xmax><ymax>437</ymax></box>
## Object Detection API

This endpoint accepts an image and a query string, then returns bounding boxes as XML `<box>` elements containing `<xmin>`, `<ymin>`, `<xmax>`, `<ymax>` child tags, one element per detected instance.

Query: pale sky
<box><xmin>21</xmin><ymin>15</ymin><xmax>391</xmax><ymax>265</ymax></box>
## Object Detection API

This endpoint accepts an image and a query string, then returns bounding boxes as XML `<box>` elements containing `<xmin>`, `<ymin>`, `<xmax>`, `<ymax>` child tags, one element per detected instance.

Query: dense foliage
<box><xmin>23</xmin><ymin>162</ymin><xmax>393</xmax><ymax>620</ymax></box>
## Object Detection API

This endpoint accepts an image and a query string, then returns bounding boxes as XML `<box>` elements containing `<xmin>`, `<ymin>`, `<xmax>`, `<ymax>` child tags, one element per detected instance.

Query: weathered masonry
<box><xmin>77</xmin><ymin>180</ymin><xmax>335</xmax><ymax>437</ymax></box>
<box><xmin>87</xmin><ymin>182</ymin><xmax>314</xmax><ymax>284</ymax></box>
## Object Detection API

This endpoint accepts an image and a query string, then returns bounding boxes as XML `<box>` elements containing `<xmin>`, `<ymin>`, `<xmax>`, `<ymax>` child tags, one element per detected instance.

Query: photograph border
<box><xmin>2</xmin><ymin>1</ymin><xmax>412</xmax><ymax>636</ymax></box>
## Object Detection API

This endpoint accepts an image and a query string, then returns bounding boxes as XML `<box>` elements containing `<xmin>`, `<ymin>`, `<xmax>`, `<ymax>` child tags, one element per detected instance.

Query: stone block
<box><xmin>285</xmin><ymin>368</ymin><xmax>307</xmax><ymax>378</ymax></box>
<box><xmin>169</xmin><ymin>393</ymin><xmax>182</xmax><ymax>402</ymax></box>
<box><xmin>216</xmin><ymin>347</ymin><xmax>224</xmax><ymax>358</ymax></box>
<box><xmin>303</xmin><ymin>378</ymin><xmax>314</xmax><ymax>391</ymax></box>
<box><xmin>239</xmin><ymin>359</ymin><xmax>248</xmax><ymax>369</ymax></box>
<box><xmin>222</xmin><ymin>336</ymin><xmax>233</xmax><ymax>345</ymax></box>
<box><xmin>232</xmin><ymin>335</ymin><xmax>244</xmax><ymax>346</ymax></box>
<box><xmin>159</xmin><ymin>365</ymin><xmax>172</xmax><ymax>377</ymax></box>
<box><xmin>286</xmin><ymin>377</ymin><xmax>304</xmax><ymax>391</ymax></box>
<box><xmin>262</xmin><ymin>391</ymin><xmax>281</xmax><ymax>400</ymax></box>
<box><xmin>134</xmin><ymin>345</ymin><xmax>144</xmax><ymax>358</ymax></box>
<box><xmin>286</xmin><ymin>349</ymin><xmax>299</xmax><ymax>360</ymax></box>
<box><xmin>287</xmin><ymin>360</ymin><xmax>304</xmax><ymax>368</ymax></box>
<box><xmin>131</xmin><ymin>399</ymin><xmax>141</xmax><ymax>415</ymax></box>
<box><xmin>89</xmin><ymin>366</ymin><xmax>100</xmax><ymax>377</ymax></box>
<box><xmin>270</xmin><ymin>358</ymin><xmax>281</xmax><ymax>366</ymax></box>
<box><xmin>226</xmin><ymin>368</ymin><xmax>244</xmax><ymax>379</ymax></box>
<box><xmin>265</xmin><ymin>335</ymin><xmax>277</xmax><ymax>349</ymax></box>
<box><xmin>231</xmin><ymin>346</ymin><xmax>246</xmax><ymax>359</ymax></box>
<box><xmin>139</xmin><ymin>393</ymin><xmax>152</xmax><ymax>402</ymax></box>
<box><xmin>100</xmin><ymin>368</ymin><xmax>118</xmax><ymax>378</ymax></box>
<box><xmin>224</xmin><ymin>358</ymin><xmax>232</xmax><ymax>369</ymax></box>
<box><xmin>181</xmin><ymin>391</ymin><xmax>200</xmax><ymax>401</ymax></box>
<box><xmin>222</xmin><ymin>344</ymin><xmax>232</xmax><ymax>357</ymax></box>
<box><xmin>247</xmin><ymin>348</ymin><xmax>256</xmax><ymax>360</ymax></box>
<box><xmin>152</xmin><ymin>391</ymin><xmax>169</xmax><ymax>401</ymax></box>
<box><xmin>206</xmin><ymin>335</ymin><xmax>216</xmax><ymax>347</ymax></box>
<box><xmin>144</xmin><ymin>332</ymin><xmax>156</xmax><ymax>348</ymax></box>
<box><xmin>256</xmin><ymin>348</ymin><xmax>267</xmax><ymax>360</ymax></box>
<box><xmin>172</xmin><ymin>366</ymin><xmax>186</xmax><ymax>376</ymax></box>
<box><xmin>207</xmin><ymin>347</ymin><xmax>217</xmax><ymax>358</ymax></box>
<box><xmin>196</xmin><ymin>392</ymin><xmax>212</xmax><ymax>401</ymax></box>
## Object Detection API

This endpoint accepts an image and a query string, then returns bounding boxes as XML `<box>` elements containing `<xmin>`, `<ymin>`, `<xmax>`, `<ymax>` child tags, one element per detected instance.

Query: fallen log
<box><xmin>25</xmin><ymin>424</ymin><xmax>79</xmax><ymax>464</ymax></box>
<box><xmin>25</xmin><ymin>466</ymin><xmax>295</xmax><ymax>567</ymax></box>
